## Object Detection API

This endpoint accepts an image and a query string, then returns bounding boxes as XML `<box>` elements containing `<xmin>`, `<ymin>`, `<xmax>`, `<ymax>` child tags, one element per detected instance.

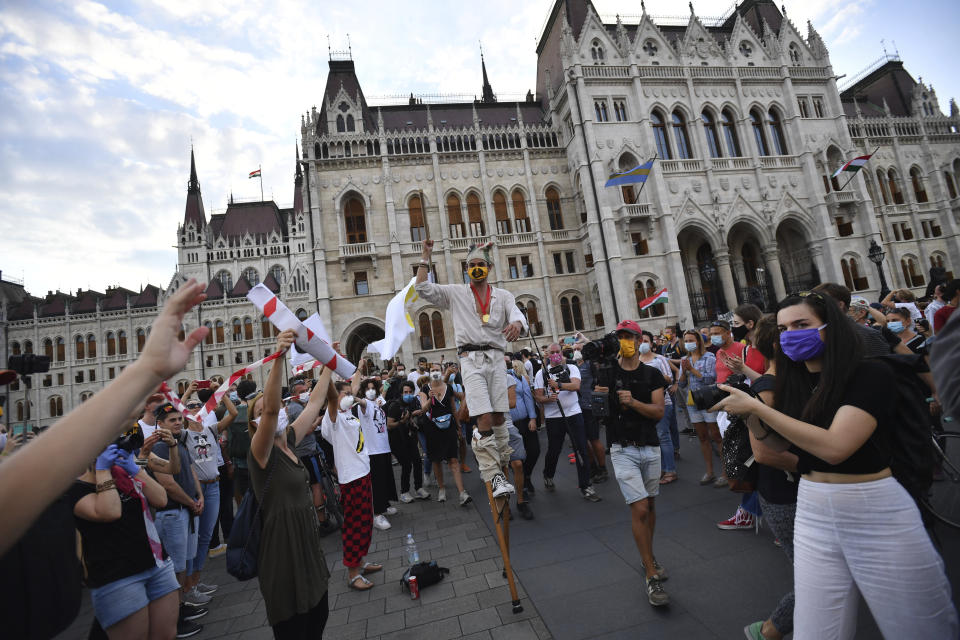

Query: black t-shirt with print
<box><xmin>608</xmin><ymin>362</ymin><xmax>664</xmax><ymax>447</ymax></box>
<box><xmin>68</xmin><ymin>481</ymin><xmax>164</xmax><ymax>588</ymax></box>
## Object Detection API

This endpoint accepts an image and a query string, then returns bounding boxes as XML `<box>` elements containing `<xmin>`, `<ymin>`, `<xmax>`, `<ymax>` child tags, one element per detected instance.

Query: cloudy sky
<box><xmin>1</xmin><ymin>0</ymin><xmax>957</xmax><ymax>296</ymax></box>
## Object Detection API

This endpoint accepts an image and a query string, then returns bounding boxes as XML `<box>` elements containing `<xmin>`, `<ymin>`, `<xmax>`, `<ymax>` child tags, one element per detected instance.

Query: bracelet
<box><xmin>418</xmin><ymin>258</ymin><xmax>430</xmax><ymax>266</ymax></box>
<box><xmin>96</xmin><ymin>479</ymin><xmax>116</xmax><ymax>493</ymax></box>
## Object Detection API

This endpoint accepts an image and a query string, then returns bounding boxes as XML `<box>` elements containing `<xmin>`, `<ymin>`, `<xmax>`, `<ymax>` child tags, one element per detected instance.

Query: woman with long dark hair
<box><xmin>713</xmin><ymin>293</ymin><xmax>957</xmax><ymax>638</ymax></box>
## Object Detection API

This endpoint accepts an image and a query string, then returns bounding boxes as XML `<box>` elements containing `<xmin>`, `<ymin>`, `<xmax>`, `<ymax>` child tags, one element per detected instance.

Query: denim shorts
<box><xmin>91</xmin><ymin>557</ymin><xmax>179</xmax><ymax>629</ymax></box>
<box><xmin>685</xmin><ymin>405</ymin><xmax>718</xmax><ymax>423</ymax></box>
<box><xmin>154</xmin><ymin>507</ymin><xmax>198</xmax><ymax>573</ymax></box>
<box><xmin>609</xmin><ymin>444</ymin><xmax>661</xmax><ymax>504</ymax></box>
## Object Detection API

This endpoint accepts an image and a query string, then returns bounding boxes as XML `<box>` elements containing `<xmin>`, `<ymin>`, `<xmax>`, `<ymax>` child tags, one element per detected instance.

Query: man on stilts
<box><xmin>415</xmin><ymin>239</ymin><xmax>526</xmax><ymax>497</ymax></box>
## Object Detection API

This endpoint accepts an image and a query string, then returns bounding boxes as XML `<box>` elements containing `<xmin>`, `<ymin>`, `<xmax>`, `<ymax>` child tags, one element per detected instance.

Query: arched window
<box><xmin>215</xmin><ymin>320</ymin><xmax>225</xmax><ymax>344</ymax></box>
<box><xmin>232</xmin><ymin>318</ymin><xmax>242</xmax><ymax>341</ymax></box>
<box><xmin>270</xmin><ymin>265</ymin><xmax>286</xmax><ymax>284</ymax></box>
<box><xmin>651</xmin><ymin>110</ymin><xmax>671</xmax><ymax>159</ymax></box>
<box><xmin>296</xmin><ymin>308</ymin><xmax>308</xmax><ymax>321</ymax></box>
<box><xmin>50</xmin><ymin>396</ymin><xmax>63</xmax><ymax>418</ymax></box>
<box><xmin>788</xmin><ymin>43</ymin><xmax>801</xmax><ymax>65</ymax></box>
<box><xmin>243</xmin><ymin>267</ymin><xmax>259</xmax><ymax>285</ymax></box>
<box><xmin>901</xmin><ymin>257</ymin><xmax>924</xmax><ymax>287</ymax></box>
<box><xmin>571</xmin><ymin>296</ymin><xmax>585</xmax><ymax>330</ymax></box>
<box><xmin>546</xmin><ymin>188</ymin><xmax>564</xmax><ymax>230</ymax></box>
<box><xmin>849</xmin><ymin>258</ymin><xmax>867</xmax><ymax>290</ymax></box>
<box><xmin>466</xmin><ymin>192</ymin><xmax>485</xmax><ymax>236</ymax></box>
<box><xmin>720</xmin><ymin>109</ymin><xmax>741</xmax><ymax>157</ymax></box>
<box><xmin>408</xmin><ymin>194</ymin><xmax>426</xmax><ymax>241</ymax></box>
<box><xmin>418</xmin><ymin>312</ymin><xmax>434</xmax><ymax>350</ymax></box>
<box><xmin>344</xmin><ymin>197</ymin><xmax>367</xmax><ymax>243</ymax></box>
<box><xmin>750</xmin><ymin>109</ymin><xmax>769</xmax><ymax>156</ymax></box>
<box><xmin>243</xmin><ymin>317</ymin><xmax>254</xmax><ymax>340</ymax></box>
<box><xmin>841</xmin><ymin>258</ymin><xmax>853</xmax><ymax>290</ymax></box>
<box><xmin>106</xmin><ymin>332</ymin><xmax>116</xmax><ymax>356</ymax></box>
<box><xmin>672</xmin><ymin>111</ymin><xmax>691</xmax><ymax>159</ymax></box>
<box><xmin>944</xmin><ymin>172</ymin><xmax>957</xmax><ymax>199</ymax></box>
<box><xmin>86</xmin><ymin>334</ymin><xmax>95</xmax><ymax>358</ymax></box>
<box><xmin>702</xmin><ymin>110</ymin><xmax>721</xmax><ymax>158</ymax></box>
<box><xmin>346</xmin><ymin>114</ymin><xmax>355</xmax><ymax>132</ymax></box>
<box><xmin>511</xmin><ymin>189</ymin><xmax>530</xmax><ymax>233</ymax></box>
<box><xmin>910</xmin><ymin>167</ymin><xmax>928</xmax><ymax>203</ymax></box>
<box><xmin>24</xmin><ymin>340</ymin><xmax>33</xmax><ymax>355</ymax></box>
<box><xmin>118</xmin><ymin>331</ymin><xmax>127</xmax><ymax>355</ymax></box>
<box><xmin>888</xmin><ymin>169</ymin><xmax>904</xmax><ymax>204</ymax></box>
<box><xmin>75</xmin><ymin>335</ymin><xmax>84</xmax><ymax>360</ymax></box>
<box><xmin>560</xmin><ymin>297</ymin><xmax>574</xmax><ymax>332</ymax></box>
<box><xmin>136</xmin><ymin>328</ymin><xmax>146</xmax><ymax>352</ymax></box>
<box><xmin>55</xmin><ymin>337</ymin><xmax>65</xmax><ymax>362</ymax></box>
<box><xmin>43</xmin><ymin>338</ymin><xmax>53</xmax><ymax>360</ymax></box>
<box><xmin>261</xmin><ymin>317</ymin><xmax>278</xmax><ymax>339</ymax></box>
<box><xmin>431</xmin><ymin>312</ymin><xmax>446</xmax><ymax>349</ymax></box>
<box><xmin>591</xmin><ymin>40</ymin><xmax>604</xmax><ymax>62</ymax></box>
<box><xmin>204</xmin><ymin>321</ymin><xmax>213</xmax><ymax>345</ymax></box>
<box><xmin>875</xmin><ymin>169</ymin><xmax>891</xmax><ymax>204</ymax></box>
<box><xmin>767</xmin><ymin>108</ymin><xmax>788</xmax><ymax>155</ymax></box>
<box><xmin>493</xmin><ymin>191</ymin><xmax>511</xmax><ymax>234</ymax></box>
<box><xmin>336</xmin><ymin>114</ymin><xmax>345</xmax><ymax>132</ymax></box>
<box><xmin>447</xmin><ymin>194</ymin><xmax>465</xmax><ymax>238</ymax></box>
<box><xmin>11</xmin><ymin>341</ymin><xmax>21</xmax><ymax>356</ymax></box>
<box><xmin>524</xmin><ymin>300</ymin><xmax>542</xmax><ymax>335</ymax></box>
<box><xmin>16</xmin><ymin>400</ymin><xmax>26</xmax><ymax>421</ymax></box>
<box><xmin>216</xmin><ymin>270</ymin><xmax>233</xmax><ymax>291</ymax></box>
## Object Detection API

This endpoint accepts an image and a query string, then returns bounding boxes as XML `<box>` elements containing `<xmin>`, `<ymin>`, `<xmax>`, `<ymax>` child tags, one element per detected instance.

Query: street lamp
<box><xmin>701</xmin><ymin>261</ymin><xmax>717</xmax><ymax>319</ymax></box>
<box><xmin>867</xmin><ymin>239</ymin><xmax>891</xmax><ymax>300</ymax></box>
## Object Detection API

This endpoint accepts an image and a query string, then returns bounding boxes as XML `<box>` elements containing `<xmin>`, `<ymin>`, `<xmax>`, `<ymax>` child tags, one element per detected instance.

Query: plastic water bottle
<box><xmin>405</xmin><ymin>533</ymin><xmax>419</xmax><ymax>564</ymax></box>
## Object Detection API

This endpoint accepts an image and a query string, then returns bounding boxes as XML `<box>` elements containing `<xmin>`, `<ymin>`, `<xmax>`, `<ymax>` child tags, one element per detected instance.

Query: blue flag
<box><xmin>605</xmin><ymin>160</ymin><xmax>654</xmax><ymax>187</ymax></box>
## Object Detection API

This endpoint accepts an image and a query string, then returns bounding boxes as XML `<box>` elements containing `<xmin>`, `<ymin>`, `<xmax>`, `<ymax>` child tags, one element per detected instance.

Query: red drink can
<box><xmin>408</xmin><ymin>575</ymin><xmax>420</xmax><ymax>600</ymax></box>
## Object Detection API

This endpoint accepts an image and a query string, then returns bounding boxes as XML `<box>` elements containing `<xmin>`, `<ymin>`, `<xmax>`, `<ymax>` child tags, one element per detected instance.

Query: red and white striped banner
<box><xmin>161</xmin><ymin>347</ymin><xmax>286</xmax><ymax>422</ymax></box>
<box><xmin>247</xmin><ymin>284</ymin><xmax>356</xmax><ymax>379</ymax></box>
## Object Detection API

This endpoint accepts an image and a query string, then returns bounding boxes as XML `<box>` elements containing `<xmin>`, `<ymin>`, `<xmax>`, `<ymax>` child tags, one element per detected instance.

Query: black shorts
<box><xmin>424</xmin><ymin>421</ymin><xmax>460</xmax><ymax>462</ymax></box>
<box><xmin>582</xmin><ymin>408</ymin><xmax>600</xmax><ymax>441</ymax></box>
<box><xmin>300</xmin><ymin>454</ymin><xmax>323</xmax><ymax>485</ymax></box>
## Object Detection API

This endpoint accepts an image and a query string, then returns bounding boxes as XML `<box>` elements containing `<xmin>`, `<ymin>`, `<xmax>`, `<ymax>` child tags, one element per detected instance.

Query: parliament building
<box><xmin>4</xmin><ymin>0</ymin><xmax>959</xmax><ymax>427</ymax></box>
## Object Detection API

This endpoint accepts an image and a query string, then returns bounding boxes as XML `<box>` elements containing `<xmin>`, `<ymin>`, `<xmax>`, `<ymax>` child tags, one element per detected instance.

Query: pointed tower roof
<box><xmin>183</xmin><ymin>147</ymin><xmax>206</xmax><ymax>229</ymax></box>
<box><xmin>293</xmin><ymin>143</ymin><xmax>304</xmax><ymax>215</ymax></box>
<box><xmin>480</xmin><ymin>48</ymin><xmax>496</xmax><ymax>104</ymax></box>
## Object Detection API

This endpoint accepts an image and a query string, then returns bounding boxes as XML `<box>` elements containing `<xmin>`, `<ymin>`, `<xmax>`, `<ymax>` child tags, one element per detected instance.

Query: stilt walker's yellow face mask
<box><xmin>468</xmin><ymin>265</ymin><xmax>489</xmax><ymax>281</ymax></box>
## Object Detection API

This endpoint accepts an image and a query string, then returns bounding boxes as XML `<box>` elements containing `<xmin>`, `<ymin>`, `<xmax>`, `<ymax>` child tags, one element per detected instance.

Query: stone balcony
<box><xmin>825</xmin><ymin>191</ymin><xmax>856</xmax><ymax>206</ymax></box>
<box><xmin>619</xmin><ymin>203</ymin><xmax>655</xmax><ymax>219</ymax></box>
<box><xmin>339</xmin><ymin>242</ymin><xmax>376</xmax><ymax>258</ymax></box>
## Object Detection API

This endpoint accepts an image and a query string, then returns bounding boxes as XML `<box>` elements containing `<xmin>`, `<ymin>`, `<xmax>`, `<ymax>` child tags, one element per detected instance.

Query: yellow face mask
<box><xmin>468</xmin><ymin>265</ymin><xmax>489</xmax><ymax>281</ymax></box>
<box><xmin>619</xmin><ymin>338</ymin><xmax>637</xmax><ymax>358</ymax></box>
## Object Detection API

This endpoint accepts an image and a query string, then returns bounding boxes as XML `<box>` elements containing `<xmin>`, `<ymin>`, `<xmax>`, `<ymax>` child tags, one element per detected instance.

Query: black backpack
<box><xmin>868</xmin><ymin>354</ymin><xmax>935</xmax><ymax>506</ymax></box>
<box><xmin>401</xmin><ymin>561</ymin><xmax>449</xmax><ymax>592</ymax></box>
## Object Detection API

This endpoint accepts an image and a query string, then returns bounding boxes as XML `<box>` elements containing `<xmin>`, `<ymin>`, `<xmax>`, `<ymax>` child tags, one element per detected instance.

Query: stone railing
<box><xmin>711</xmin><ymin>158</ymin><xmax>752</xmax><ymax>170</ymax></box>
<box><xmin>759</xmin><ymin>155</ymin><xmax>800</xmax><ymax>169</ymax></box>
<box><xmin>661</xmin><ymin>159</ymin><xmax>704</xmax><ymax>173</ymax></box>
<box><xmin>582</xmin><ymin>65</ymin><xmax>631</xmax><ymax>79</ymax></box>
<box><xmin>620</xmin><ymin>203</ymin><xmax>655</xmax><ymax>218</ymax></box>
<box><xmin>339</xmin><ymin>242</ymin><xmax>376</xmax><ymax>258</ymax></box>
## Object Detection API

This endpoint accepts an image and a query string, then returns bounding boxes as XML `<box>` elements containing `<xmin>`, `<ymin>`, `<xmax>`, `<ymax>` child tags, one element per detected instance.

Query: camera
<box><xmin>581</xmin><ymin>332</ymin><xmax>620</xmax><ymax>362</ymax></box>
<box><xmin>548</xmin><ymin>364</ymin><xmax>571</xmax><ymax>385</ymax></box>
<box><xmin>690</xmin><ymin>373</ymin><xmax>755</xmax><ymax>411</ymax></box>
<box><xmin>114</xmin><ymin>423</ymin><xmax>144</xmax><ymax>452</ymax></box>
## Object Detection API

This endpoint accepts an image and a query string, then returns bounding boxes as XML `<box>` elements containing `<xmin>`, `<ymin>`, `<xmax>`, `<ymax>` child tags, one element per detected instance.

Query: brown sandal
<box><xmin>659</xmin><ymin>472</ymin><xmax>678</xmax><ymax>485</ymax></box>
<box><xmin>348</xmin><ymin>574</ymin><xmax>374</xmax><ymax>590</ymax></box>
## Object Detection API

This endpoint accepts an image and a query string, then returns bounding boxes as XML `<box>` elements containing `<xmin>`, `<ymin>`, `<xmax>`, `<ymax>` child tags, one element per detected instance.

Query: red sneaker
<box><xmin>716</xmin><ymin>507</ymin><xmax>754</xmax><ymax>530</ymax></box>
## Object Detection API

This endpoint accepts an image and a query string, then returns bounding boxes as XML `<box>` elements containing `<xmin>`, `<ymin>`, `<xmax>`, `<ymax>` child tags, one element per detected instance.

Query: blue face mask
<box><xmin>683</xmin><ymin>342</ymin><xmax>697</xmax><ymax>352</ymax></box>
<box><xmin>710</xmin><ymin>335</ymin><xmax>724</xmax><ymax>347</ymax></box>
<box><xmin>887</xmin><ymin>321</ymin><xmax>904</xmax><ymax>333</ymax></box>
<box><xmin>402</xmin><ymin>393</ymin><xmax>415</xmax><ymax>404</ymax></box>
<box><xmin>779</xmin><ymin>325</ymin><xmax>828</xmax><ymax>362</ymax></box>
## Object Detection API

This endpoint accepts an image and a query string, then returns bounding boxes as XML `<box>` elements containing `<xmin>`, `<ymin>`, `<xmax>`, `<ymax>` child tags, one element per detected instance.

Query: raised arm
<box><xmin>215</xmin><ymin>386</ymin><xmax>239</xmax><ymax>433</ymax></box>
<box><xmin>250</xmin><ymin>330</ymin><xmax>296</xmax><ymax>469</ymax></box>
<box><xmin>0</xmin><ymin>279</ymin><xmax>209</xmax><ymax>556</ymax></box>
<box><xmin>291</xmin><ymin>367</ymin><xmax>332</xmax><ymax>444</ymax></box>
<box><xmin>416</xmin><ymin>239</ymin><xmax>434</xmax><ymax>285</ymax></box>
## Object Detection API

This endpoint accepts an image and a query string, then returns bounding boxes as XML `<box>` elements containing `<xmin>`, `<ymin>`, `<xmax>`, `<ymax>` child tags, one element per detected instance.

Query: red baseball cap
<box><xmin>615</xmin><ymin>319</ymin><xmax>643</xmax><ymax>335</ymax></box>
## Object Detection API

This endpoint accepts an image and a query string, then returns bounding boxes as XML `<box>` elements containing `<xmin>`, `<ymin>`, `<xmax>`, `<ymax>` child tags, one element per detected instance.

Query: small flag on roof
<box><xmin>831</xmin><ymin>153</ymin><xmax>873</xmax><ymax>179</ymax></box>
<box><xmin>638</xmin><ymin>287</ymin><xmax>668</xmax><ymax>310</ymax></box>
<box><xmin>605</xmin><ymin>160</ymin><xmax>654</xmax><ymax>187</ymax></box>
<box><xmin>249</xmin><ymin>169</ymin><xmax>261</xmax><ymax>179</ymax></box>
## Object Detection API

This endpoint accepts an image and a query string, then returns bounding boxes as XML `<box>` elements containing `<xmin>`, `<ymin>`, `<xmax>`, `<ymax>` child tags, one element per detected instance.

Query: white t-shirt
<box><xmin>408</xmin><ymin>369</ymin><xmax>427</xmax><ymax>384</ymax></box>
<box><xmin>534</xmin><ymin>364</ymin><xmax>582</xmax><ymax>419</ymax></box>
<box><xmin>183</xmin><ymin>424</ymin><xmax>221</xmax><ymax>482</ymax></box>
<box><xmin>320</xmin><ymin>409</ymin><xmax>370</xmax><ymax>484</ymax></box>
<box><xmin>357</xmin><ymin>400</ymin><xmax>391</xmax><ymax>456</ymax></box>
<box><xmin>201</xmin><ymin>412</ymin><xmax>225</xmax><ymax>466</ymax></box>
<box><xmin>138</xmin><ymin>419</ymin><xmax>156</xmax><ymax>440</ymax></box>
<box><xmin>523</xmin><ymin>360</ymin><xmax>534</xmax><ymax>379</ymax></box>
<box><xmin>643</xmin><ymin>354</ymin><xmax>673</xmax><ymax>405</ymax></box>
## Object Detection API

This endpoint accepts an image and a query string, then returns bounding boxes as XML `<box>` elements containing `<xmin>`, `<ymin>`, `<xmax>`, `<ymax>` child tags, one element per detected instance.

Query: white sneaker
<box><xmin>385</xmin><ymin>506</ymin><xmax>398</xmax><ymax>515</ymax></box>
<box><xmin>437</xmin><ymin>488</ymin><xmax>447</xmax><ymax>502</ymax></box>
<box><xmin>459</xmin><ymin>491</ymin><xmax>472</xmax><ymax>506</ymax></box>
<box><xmin>491</xmin><ymin>473</ymin><xmax>516</xmax><ymax>498</ymax></box>
<box><xmin>373</xmin><ymin>514</ymin><xmax>392</xmax><ymax>530</ymax></box>
<box><xmin>399</xmin><ymin>492</ymin><xmax>414</xmax><ymax>504</ymax></box>
<box><xmin>415</xmin><ymin>487</ymin><xmax>431</xmax><ymax>500</ymax></box>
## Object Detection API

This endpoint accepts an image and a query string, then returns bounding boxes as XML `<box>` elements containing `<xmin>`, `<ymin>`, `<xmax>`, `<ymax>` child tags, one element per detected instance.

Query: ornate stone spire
<box><xmin>480</xmin><ymin>45</ymin><xmax>496</xmax><ymax>104</ymax></box>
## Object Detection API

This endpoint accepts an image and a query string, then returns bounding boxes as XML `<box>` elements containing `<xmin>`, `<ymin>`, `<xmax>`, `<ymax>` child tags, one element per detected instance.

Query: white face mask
<box><xmin>639</xmin><ymin>342</ymin><xmax>652</xmax><ymax>355</ymax></box>
<box><xmin>365</xmin><ymin>389</ymin><xmax>377</xmax><ymax>401</ymax></box>
<box><xmin>430</xmin><ymin>371</ymin><xmax>441</xmax><ymax>380</ymax></box>
<box><xmin>298</xmin><ymin>392</ymin><xmax>310</xmax><ymax>403</ymax></box>
<box><xmin>339</xmin><ymin>395</ymin><xmax>355</xmax><ymax>411</ymax></box>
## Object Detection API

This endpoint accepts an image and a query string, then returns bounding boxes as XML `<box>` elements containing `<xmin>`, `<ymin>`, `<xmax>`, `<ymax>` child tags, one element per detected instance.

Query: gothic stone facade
<box><xmin>5</xmin><ymin>0</ymin><xmax>959</xmax><ymax>428</ymax></box>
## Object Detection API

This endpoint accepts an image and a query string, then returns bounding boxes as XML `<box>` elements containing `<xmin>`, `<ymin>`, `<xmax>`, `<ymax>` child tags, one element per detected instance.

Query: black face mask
<box><xmin>731</xmin><ymin>324</ymin><xmax>749</xmax><ymax>342</ymax></box>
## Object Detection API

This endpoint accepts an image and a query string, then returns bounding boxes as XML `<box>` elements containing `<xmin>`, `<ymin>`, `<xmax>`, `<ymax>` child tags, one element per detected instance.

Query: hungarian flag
<box><xmin>605</xmin><ymin>160</ymin><xmax>654</xmax><ymax>187</ymax></box>
<box><xmin>638</xmin><ymin>287</ymin><xmax>668</xmax><ymax>310</ymax></box>
<box><xmin>249</xmin><ymin>169</ymin><xmax>261</xmax><ymax>179</ymax></box>
<box><xmin>831</xmin><ymin>153</ymin><xmax>873</xmax><ymax>179</ymax></box>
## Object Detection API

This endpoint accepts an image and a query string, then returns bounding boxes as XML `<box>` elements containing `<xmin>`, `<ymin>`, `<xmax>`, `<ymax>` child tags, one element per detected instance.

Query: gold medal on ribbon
<box><xmin>482</xmin><ymin>314</ymin><xmax>490</xmax><ymax>324</ymax></box>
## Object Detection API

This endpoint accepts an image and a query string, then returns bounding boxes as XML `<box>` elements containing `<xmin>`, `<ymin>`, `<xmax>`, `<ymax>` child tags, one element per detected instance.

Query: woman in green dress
<box><xmin>249</xmin><ymin>330</ymin><xmax>332</xmax><ymax>639</ymax></box>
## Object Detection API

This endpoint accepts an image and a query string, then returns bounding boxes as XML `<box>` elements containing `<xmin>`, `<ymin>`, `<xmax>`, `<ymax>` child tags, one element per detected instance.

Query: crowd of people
<box><xmin>0</xmin><ymin>271</ymin><xmax>958</xmax><ymax>639</ymax></box>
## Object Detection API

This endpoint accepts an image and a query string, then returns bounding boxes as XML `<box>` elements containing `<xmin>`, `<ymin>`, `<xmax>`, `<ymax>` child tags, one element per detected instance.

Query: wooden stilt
<box><xmin>484</xmin><ymin>480</ymin><xmax>523</xmax><ymax>613</ymax></box>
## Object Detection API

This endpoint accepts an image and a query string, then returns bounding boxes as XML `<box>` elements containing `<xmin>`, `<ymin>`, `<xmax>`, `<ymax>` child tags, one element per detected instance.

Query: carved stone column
<box><xmin>714</xmin><ymin>251</ymin><xmax>739</xmax><ymax>314</ymax></box>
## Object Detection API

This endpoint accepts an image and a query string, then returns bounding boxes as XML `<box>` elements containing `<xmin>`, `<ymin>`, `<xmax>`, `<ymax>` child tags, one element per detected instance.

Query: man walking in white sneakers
<box><xmin>415</xmin><ymin>240</ymin><xmax>526</xmax><ymax>499</ymax></box>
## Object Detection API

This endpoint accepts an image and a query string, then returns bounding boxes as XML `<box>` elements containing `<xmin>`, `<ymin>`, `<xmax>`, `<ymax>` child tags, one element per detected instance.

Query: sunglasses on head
<box><xmin>186</xmin><ymin>402</ymin><xmax>202</xmax><ymax>410</ymax></box>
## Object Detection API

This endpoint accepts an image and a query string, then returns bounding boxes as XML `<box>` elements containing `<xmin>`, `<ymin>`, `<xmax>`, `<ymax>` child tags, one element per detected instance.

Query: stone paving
<box><xmin>56</xmin><ymin>428</ymin><xmax>960</xmax><ymax>639</ymax></box>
